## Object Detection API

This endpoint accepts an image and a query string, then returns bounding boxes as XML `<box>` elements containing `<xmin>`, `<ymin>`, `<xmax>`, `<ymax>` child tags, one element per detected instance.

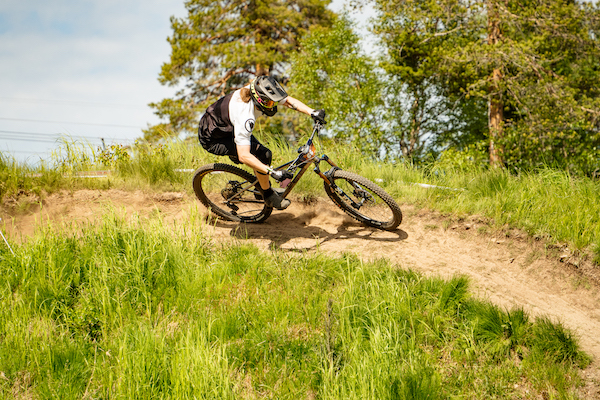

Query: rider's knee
<box><xmin>254</xmin><ymin>146</ymin><xmax>272</xmax><ymax>166</ymax></box>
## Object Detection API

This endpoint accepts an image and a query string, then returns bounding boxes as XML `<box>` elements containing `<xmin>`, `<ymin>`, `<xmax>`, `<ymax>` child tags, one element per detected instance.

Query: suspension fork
<box><xmin>313</xmin><ymin>155</ymin><xmax>339</xmax><ymax>185</ymax></box>
<box><xmin>315</xmin><ymin>155</ymin><xmax>367</xmax><ymax>209</ymax></box>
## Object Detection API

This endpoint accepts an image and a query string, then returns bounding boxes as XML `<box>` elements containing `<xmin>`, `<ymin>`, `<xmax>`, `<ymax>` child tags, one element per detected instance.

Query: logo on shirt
<box><xmin>245</xmin><ymin>119</ymin><xmax>255</xmax><ymax>132</ymax></box>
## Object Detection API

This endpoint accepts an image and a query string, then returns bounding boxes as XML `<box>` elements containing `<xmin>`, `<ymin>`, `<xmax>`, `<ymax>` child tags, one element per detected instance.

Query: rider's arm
<box><xmin>281</xmin><ymin>96</ymin><xmax>314</xmax><ymax>115</ymax></box>
<box><xmin>237</xmin><ymin>145</ymin><xmax>269</xmax><ymax>174</ymax></box>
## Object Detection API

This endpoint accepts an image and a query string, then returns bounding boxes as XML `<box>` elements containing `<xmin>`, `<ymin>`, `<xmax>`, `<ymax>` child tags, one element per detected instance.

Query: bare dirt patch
<box><xmin>2</xmin><ymin>189</ymin><xmax>600</xmax><ymax>396</ymax></box>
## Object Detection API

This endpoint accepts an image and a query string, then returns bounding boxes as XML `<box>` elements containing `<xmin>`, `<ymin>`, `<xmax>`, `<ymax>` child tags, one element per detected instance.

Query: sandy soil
<box><xmin>2</xmin><ymin>189</ymin><xmax>600</xmax><ymax>396</ymax></box>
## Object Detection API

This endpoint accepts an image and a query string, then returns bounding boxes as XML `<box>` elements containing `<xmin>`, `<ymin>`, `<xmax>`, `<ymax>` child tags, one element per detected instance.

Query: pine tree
<box><xmin>145</xmin><ymin>0</ymin><xmax>334</xmax><ymax>141</ymax></box>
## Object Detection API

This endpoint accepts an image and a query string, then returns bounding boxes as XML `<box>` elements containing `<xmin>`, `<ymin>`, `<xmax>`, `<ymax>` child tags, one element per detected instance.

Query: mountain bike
<box><xmin>192</xmin><ymin>121</ymin><xmax>402</xmax><ymax>231</ymax></box>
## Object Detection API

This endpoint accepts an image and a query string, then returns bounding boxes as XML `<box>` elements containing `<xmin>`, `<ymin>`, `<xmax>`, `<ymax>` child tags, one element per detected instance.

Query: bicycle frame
<box><xmin>222</xmin><ymin>121</ymin><xmax>358</xmax><ymax>210</ymax></box>
<box><xmin>273</xmin><ymin>121</ymin><xmax>340</xmax><ymax>198</ymax></box>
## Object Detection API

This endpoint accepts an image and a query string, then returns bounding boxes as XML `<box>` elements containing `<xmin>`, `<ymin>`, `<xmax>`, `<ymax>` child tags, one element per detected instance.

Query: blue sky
<box><xmin>0</xmin><ymin>0</ymin><xmax>366</xmax><ymax>165</ymax></box>
<box><xmin>0</xmin><ymin>0</ymin><xmax>188</xmax><ymax>164</ymax></box>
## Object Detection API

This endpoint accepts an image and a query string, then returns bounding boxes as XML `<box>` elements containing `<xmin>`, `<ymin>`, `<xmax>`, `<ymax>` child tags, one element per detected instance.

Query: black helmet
<box><xmin>250</xmin><ymin>76</ymin><xmax>288</xmax><ymax>116</ymax></box>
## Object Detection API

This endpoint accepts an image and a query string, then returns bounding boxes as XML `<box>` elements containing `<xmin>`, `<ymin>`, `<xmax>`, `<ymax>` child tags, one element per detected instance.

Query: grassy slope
<box><xmin>0</xmin><ymin>212</ymin><xmax>591</xmax><ymax>399</ymax></box>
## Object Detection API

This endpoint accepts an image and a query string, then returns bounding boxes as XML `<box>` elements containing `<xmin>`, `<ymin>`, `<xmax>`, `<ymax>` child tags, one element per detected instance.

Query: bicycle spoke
<box><xmin>193</xmin><ymin>163</ymin><xmax>272</xmax><ymax>223</ymax></box>
<box><xmin>324</xmin><ymin>170</ymin><xmax>402</xmax><ymax>230</ymax></box>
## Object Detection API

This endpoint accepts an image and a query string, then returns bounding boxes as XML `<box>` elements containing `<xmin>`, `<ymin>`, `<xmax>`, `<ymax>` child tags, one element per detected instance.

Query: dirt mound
<box><xmin>2</xmin><ymin>189</ymin><xmax>600</xmax><ymax>394</ymax></box>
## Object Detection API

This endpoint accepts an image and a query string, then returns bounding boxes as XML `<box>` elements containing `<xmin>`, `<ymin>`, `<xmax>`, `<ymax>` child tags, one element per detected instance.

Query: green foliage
<box><xmin>116</xmin><ymin>142</ymin><xmax>181</xmax><ymax>186</ymax></box>
<box><xmin>436</xmin><ymin>142</ymin><xmax>489</xmax><ymax>172</ymax></box>
<box><xmin>289</xmin><ymin>15</ymin><xmax>385</xmax><ymax>155</ymax></box>
<box><xmin>51</xmin><ymin>137</ymin><xmax>99</xmax><ymax>174</ymax></box>
<box><xmin>97</xmin><ymin>143</ymin><xmax>131</xmax><ymax>167</ymax></box>
<box><xmin>0</xmin><ymin>213</ymin><xmax>589</xmax><ymax>398</ymax></box>
<box><xmin>0</xmin><ymin>153</ymin><xmax>32</xmax><ymax>202</ymax></box>
<box><xmin>372</xmin><ymin>0</ymin><xmax>489</xmax><ymax>160</ymax></box>
<box><xmin>0</xmin><ymin>146</ymin><xmax>94</xmax><ymax>204</ymax></box>
<box><xmin>532</xmin><ymin>317</ymin><xmax>591</xmax><ymax>367</ymax></box>
<box><xmin>473</xmin><ymin>304</ymin><xmax>531</xmax><ymax>359</ymax></box>
<box><xmin>369</xmin><ymin>0</ymin><xmax>600</xmax><ymax>172</ymax></box>
<box><xmin>96</xmin><ymin>139</ymin><xmax>216</xmax><ymax>190</ymax></box>
<box><xmin>145</xmin><ymin>0</ymin><xmax>335</xmax><ymax>141</ymax></box>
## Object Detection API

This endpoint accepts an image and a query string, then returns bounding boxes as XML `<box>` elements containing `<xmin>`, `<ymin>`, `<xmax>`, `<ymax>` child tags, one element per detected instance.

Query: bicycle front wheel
<box><xmin>193</xmin><ymin>163</ymin><xmax>272</xmax><ymax>223</ymax></box>
<box><xmin>324</xmin><ymin>169</ymin><xmax>402</xmax><ymax>231</ymax></box>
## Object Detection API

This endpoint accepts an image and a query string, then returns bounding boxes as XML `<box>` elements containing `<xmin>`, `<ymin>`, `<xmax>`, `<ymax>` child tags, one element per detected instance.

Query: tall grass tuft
<box><xmin>472</xmin><ymin>303</ymin><xmax>531</xmax><ymax>358</ymax></box>
<box><xmin>0</xmin><ymin>152</ymin><xmax>64</xmax><ymax>203</ymax></box>
<box><xmin>532</xmin><ymin>317</ymin><xmax>590</xmax><ymax>367</ymax></box>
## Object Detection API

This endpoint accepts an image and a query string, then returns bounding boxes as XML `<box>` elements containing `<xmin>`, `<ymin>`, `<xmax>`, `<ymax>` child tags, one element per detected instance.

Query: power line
<box><xmin>0</xmin><ymin>96</ymin><xmax>147</xmax><ymax>109</ymax></box>
<box><xmin>0</xmin><ymin>129</ymin><xmax>136</xmax><ymax>143</ymax></box>
<box><xmin>0</xmin><ymin>136</ymin><xmax>59</xmax><ymax>144</ymax></box>
<box><xmin>0</xmin><ymin>117</ymin><xmax>144</xmax><ymax>129</ymax></box>
<box><xmin>0</xmin><ymin>129</ymin><xmax>61</xmax><ymax>136</ymax></box>
<box><xmin>0</xmin><ymin>149</ymin><xmax>51</xmax><ymax>155</ymax></box>
<box><xmin>0</xmin><ymin>130</ymin><xmax>96</xmax><ymax>140</ymax></box>
<box><xmin>0</xmin><ymin>129</ymin><xmax>133</xmax><ymax>140</ymax></box>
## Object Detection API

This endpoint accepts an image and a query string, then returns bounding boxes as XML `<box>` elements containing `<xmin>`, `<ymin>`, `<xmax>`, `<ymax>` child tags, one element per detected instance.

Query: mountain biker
<box><xmin>198</xmin><ymin>75</ymin><xmax>326</xmax><ymax>210</ymax></box>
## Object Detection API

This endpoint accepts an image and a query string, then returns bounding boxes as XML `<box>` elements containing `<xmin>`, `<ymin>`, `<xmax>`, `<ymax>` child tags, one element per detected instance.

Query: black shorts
<box><xmin>199</xmin><ymin>135</ymin><xmax>272</xmax><ymax>166</ymax></box>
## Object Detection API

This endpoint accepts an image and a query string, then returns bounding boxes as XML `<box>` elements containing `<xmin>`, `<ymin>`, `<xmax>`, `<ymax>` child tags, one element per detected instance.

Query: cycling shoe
<box><xmin>264</xmin><ymin>191</ymin><xmax>290</xmax><ymax>210</ymax></box>
<box><xmin>254</xmin><ymin>188</ymin><xmax>285</xmax><ymax>200</ymax></box>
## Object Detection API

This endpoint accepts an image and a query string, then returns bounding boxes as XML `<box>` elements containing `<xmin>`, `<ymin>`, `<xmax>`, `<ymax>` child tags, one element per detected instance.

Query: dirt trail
<box><xmin>3</xmin><ymin>189</ymin><xmax>600</xmax><ymax>393</ymax></box>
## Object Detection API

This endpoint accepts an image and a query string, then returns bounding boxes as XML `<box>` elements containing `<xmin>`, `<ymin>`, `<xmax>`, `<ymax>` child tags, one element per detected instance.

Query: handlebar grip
<box><xmin>283</xmin><ymin>170</ymin><xmax>294</xmax><ymax>180</ymax></box>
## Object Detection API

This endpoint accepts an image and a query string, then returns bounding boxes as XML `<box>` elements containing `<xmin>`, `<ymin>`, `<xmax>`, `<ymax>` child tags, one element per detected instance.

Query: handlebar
<box><xmin>275</xmin><ymin>121</ymin><xmax>324</xmax><ymax>173</ymax></box>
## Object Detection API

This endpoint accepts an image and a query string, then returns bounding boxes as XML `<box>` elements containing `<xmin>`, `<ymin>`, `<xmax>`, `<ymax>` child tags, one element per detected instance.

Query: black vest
<box><xmin>198</xmin><ymin>93</ymin><xmax>234</xmax><ymax>145</ymax></box>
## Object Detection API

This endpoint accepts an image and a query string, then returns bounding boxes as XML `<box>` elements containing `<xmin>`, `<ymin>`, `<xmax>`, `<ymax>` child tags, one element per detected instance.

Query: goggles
<box><xmin>257</xmin><ymin>96</ymin><xmax>275</xmax><ymax>109</ymax></box>
<box><xmin>250</xmin><ymin>81</ymin><xmax>276</xmax><ymax>109</ymax></box>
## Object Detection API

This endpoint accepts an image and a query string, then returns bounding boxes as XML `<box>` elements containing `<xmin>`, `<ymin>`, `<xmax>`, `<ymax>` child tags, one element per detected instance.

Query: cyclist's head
<box><xmin>250</xmin><ymin>75</ymin><xmax>287</xmax><ymax>116</ymax></box>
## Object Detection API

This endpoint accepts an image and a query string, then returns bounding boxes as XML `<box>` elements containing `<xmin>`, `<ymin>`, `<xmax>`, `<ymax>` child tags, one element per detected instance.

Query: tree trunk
<box><xmin>488</xmin><ymin>0</ymin><xmax>504</xmax><ymax>167</ymax></box>
<box><xmin>489</xmin><ymin>68</ymin><xmax>504</xmax><ymax>166</ymax></box>
<box><xmin>256</xmin><ymin>63</ymin><xmax>269</xmax><ymax>77</ymax></box>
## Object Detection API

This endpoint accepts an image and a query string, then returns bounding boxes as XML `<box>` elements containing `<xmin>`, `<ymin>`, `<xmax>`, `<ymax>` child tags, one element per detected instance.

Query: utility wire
<box><xmin>0</xmin><ymin>117</ymin><xmax>144</xmax><ymax>129</ymax></box>
<box><xmin>0</xmin><ymin>129</ymin><xmax>135</xmax><ymax>142</ymax></box>
<box><xmin>0</xmin><ymin>149</ymin><xmax>51</xmax><ymax>155</ymax></box>
<box><xmin>0</xmin><ymin>136</ymin><xmax>59</xmax><ymax>144</ymax></box>
<box><xmin>0</xmin><ymin>131</ymin><xmax>95</xmax><ymax>140</ymax></box>
<box><xmin>0</xmin><ymin>96</ymin><xmax>147</xmax><ymax>109</ymax></box>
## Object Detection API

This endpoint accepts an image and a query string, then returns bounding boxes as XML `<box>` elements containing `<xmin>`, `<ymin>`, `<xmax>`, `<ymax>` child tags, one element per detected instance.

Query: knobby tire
<box><xmin>193</xmin><ymin>163</ymin><xmax>272</xmax><ymax>223</ymax></box>
<box><xmin>324</xmin><ymin>170</ymin><xmax>402</xmax><ymax>231</ymax></box>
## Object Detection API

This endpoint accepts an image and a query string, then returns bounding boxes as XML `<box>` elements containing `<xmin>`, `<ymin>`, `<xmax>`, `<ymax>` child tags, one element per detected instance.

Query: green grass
<box><xmin>0</xmin><ymin>211</ymin><xmax>591</xmax><ymax>399</ymax></box>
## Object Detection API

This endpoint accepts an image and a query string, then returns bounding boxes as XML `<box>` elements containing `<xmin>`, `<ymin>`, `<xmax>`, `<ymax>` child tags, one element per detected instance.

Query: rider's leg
<box><xmin>248</xmin><ymin>137</ymin><xmax>273</xmax><ymax>191</ymax></box>
<box><xmin>249</xmin><ymin>138</ymin><xmax>289</xmax><ymax>209</ymax></box>
<box><xmin>255</xmin><ymin>171</ymin><xmax>270</xmax><ymax>190</ymax></box>
<box><xmin>201</xmin><ymin>138</ymin><xmax>273</xmax><ymax>189</ymax></box>
<box><xmin>200</xmin><ymin>136</ymin><xmax>287</xmax><ymax>206</ymax></box>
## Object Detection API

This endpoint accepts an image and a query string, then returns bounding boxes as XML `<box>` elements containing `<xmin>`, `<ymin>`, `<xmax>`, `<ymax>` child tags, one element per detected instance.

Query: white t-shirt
<box><xmin>229</xmin><ymin>87</ymin><xmax>288</xmax><ymax>146</ymax></box>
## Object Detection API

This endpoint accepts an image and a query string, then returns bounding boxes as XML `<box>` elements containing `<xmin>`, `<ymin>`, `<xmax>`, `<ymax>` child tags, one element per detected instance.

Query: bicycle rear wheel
<box><xmin>324</xmin><ymin>169</ymin><xmax>402</xmax><ymax>231</ymax></box>
<box><xmin>193</xmin><ymin>163</ymin><xmax>272</xmax><ymax>223</ymax></box>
